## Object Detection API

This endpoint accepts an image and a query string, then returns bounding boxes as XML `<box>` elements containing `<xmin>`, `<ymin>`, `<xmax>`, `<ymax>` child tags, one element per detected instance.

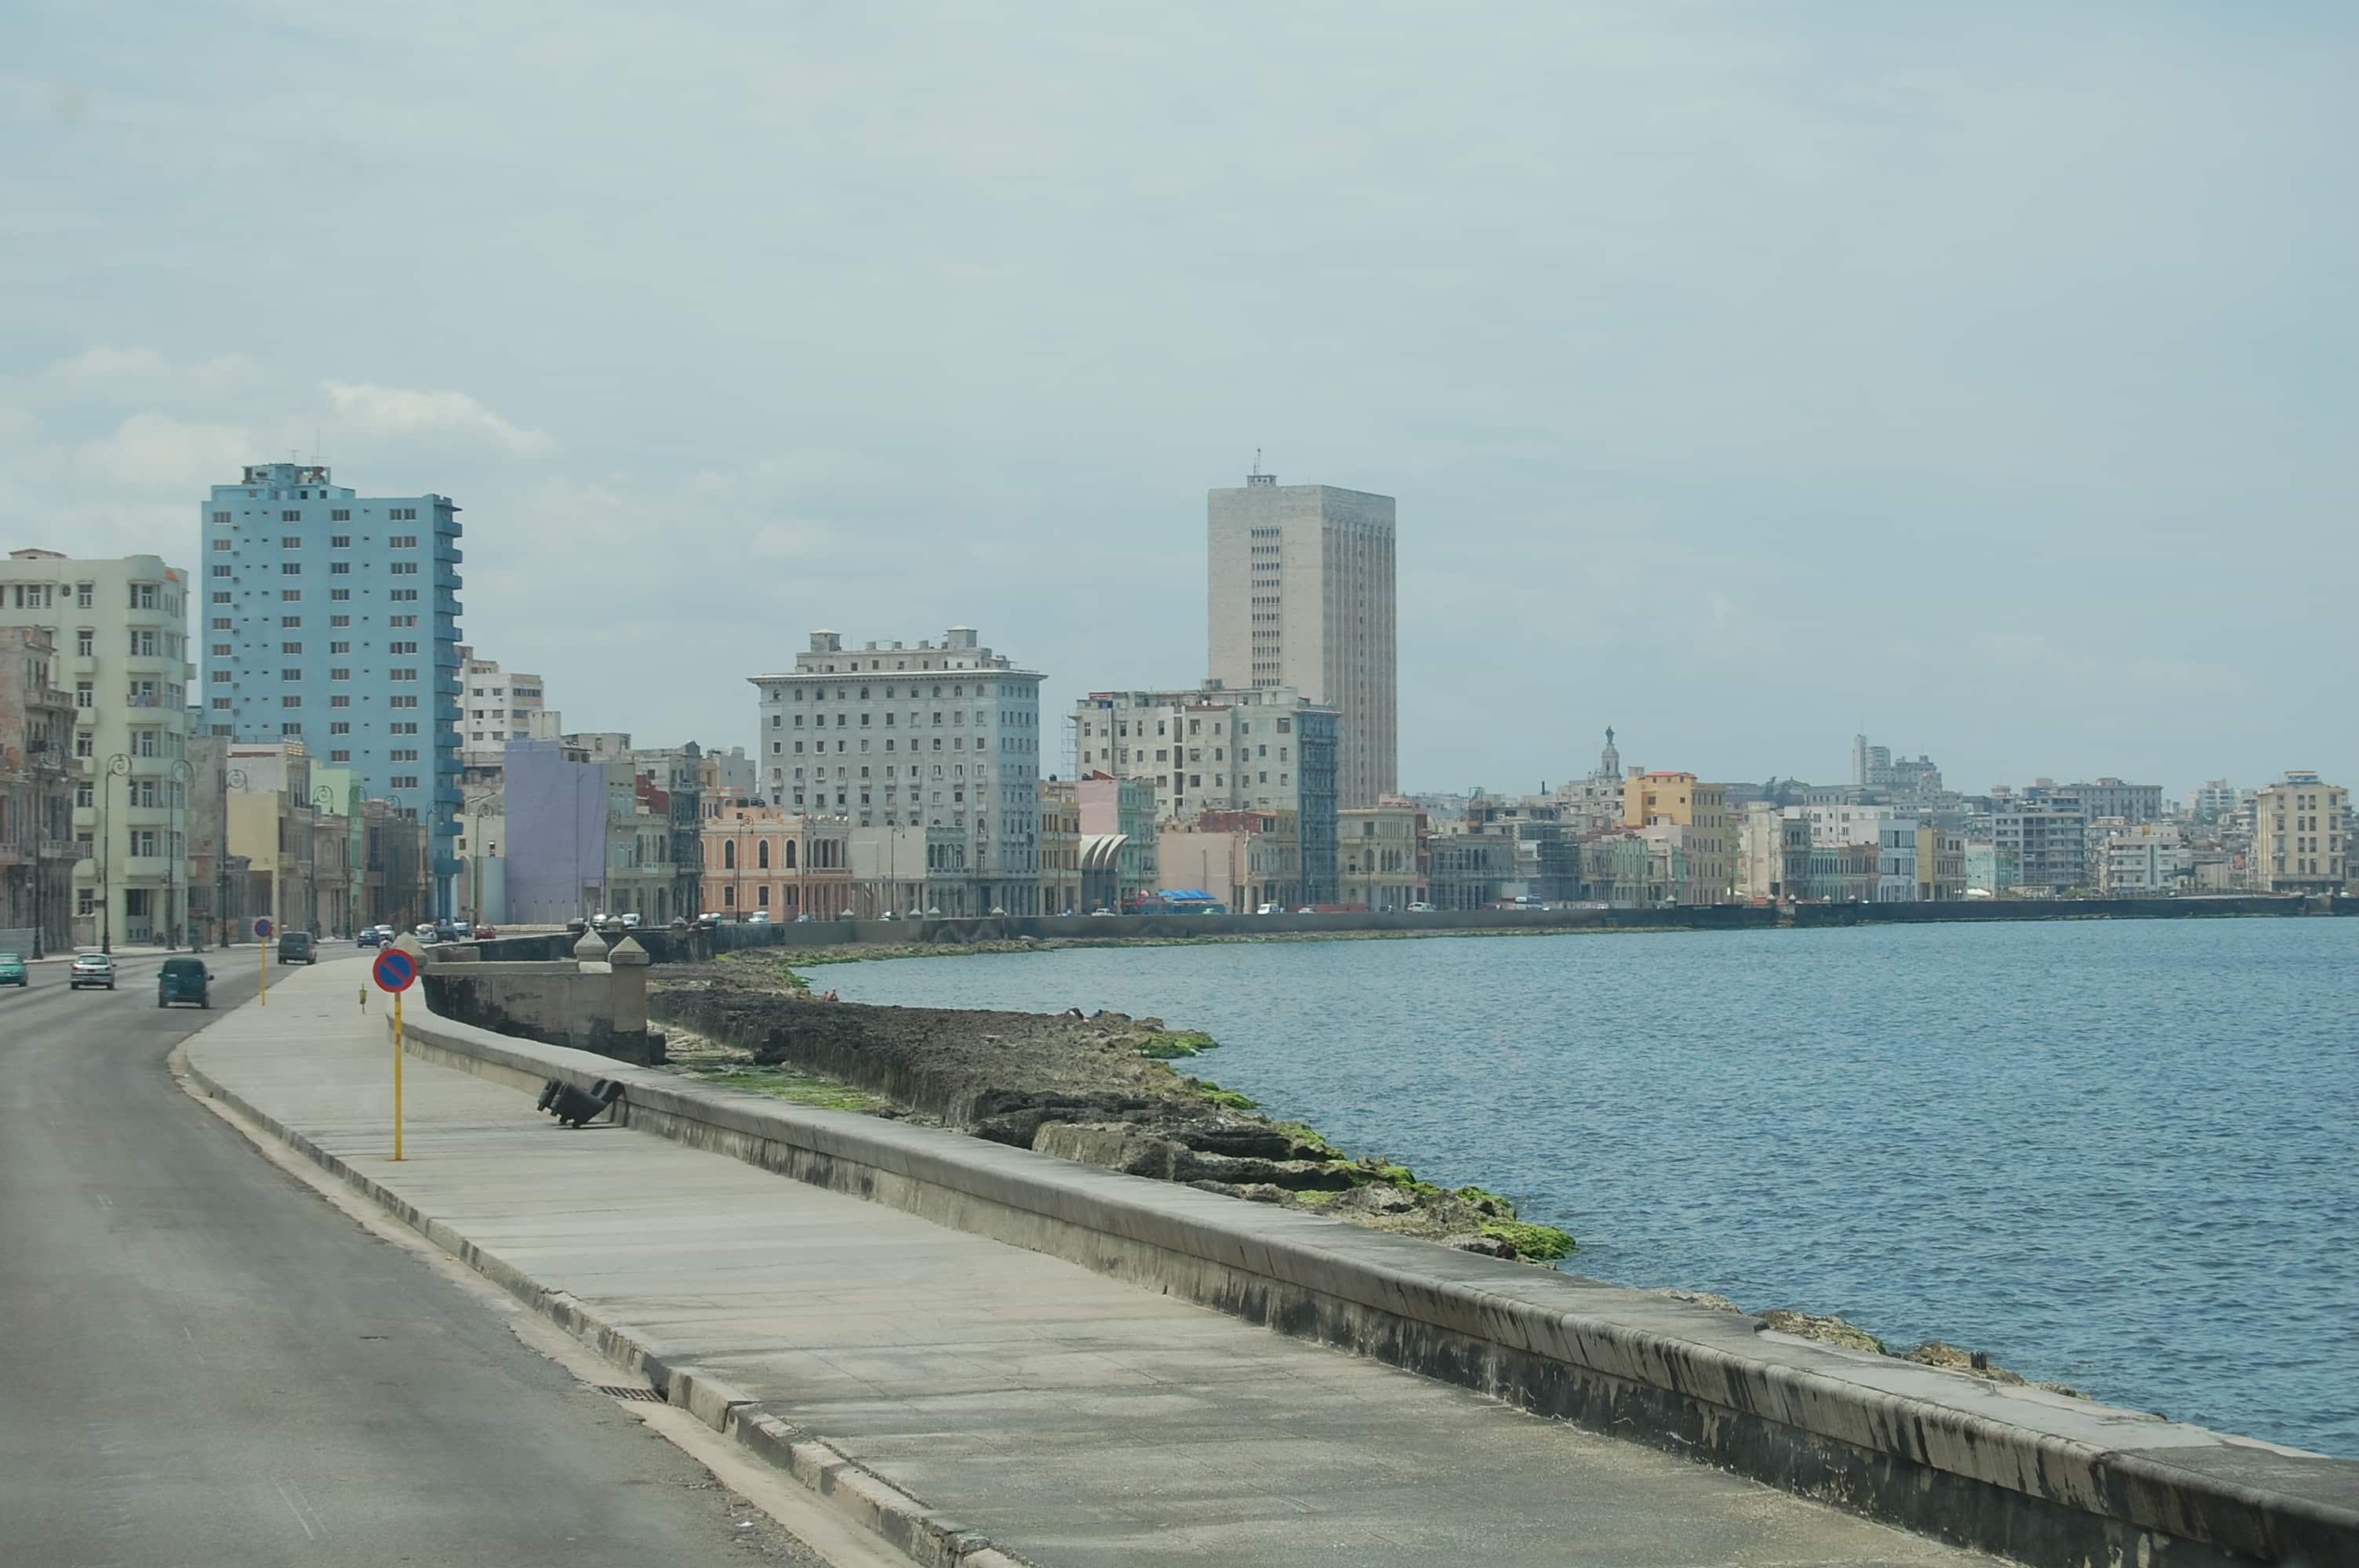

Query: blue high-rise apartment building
<box><xmin>199</xmin><ymin>463</ymin><xmax>463</xmax><ymax>913</ymax></box>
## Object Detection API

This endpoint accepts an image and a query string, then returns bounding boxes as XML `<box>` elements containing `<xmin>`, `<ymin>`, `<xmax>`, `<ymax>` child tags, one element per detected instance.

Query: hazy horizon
<box><xmin>5</xmin><ymin>2</ymin><xmax>2351</xmax><ymax>796</ymax></box>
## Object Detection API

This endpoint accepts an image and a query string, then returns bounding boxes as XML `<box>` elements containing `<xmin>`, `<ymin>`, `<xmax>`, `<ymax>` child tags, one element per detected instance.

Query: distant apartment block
<box><xmin>200</xmin><ymin>463</ymin><xmax>462</xmax><ymax>914</ymax></box>
<box><xmin>1207</xmin><ymin>470</ymin><xmax>1395</xmax><ymax>808</ymax></box>
<box><xmin>1071</xmin><ymin>682</ymin><xmax>1338</xmax><ymax>902</ymax></box>
<box><xmin>457</xmin><ymin>645</ymin><xmax>551</xmax><ymax>787</ymax></box>
<box><xmin>2253</xmin><ymin>771</ymin><xmax>2347</xmax><ymax>894</ymax></box>
<box><xmin>1</xmin><ymin>550</ymin><xmax>194</xmax><ymax>946</ymax></box>
<box><xmin>751</xmin><ymin>629</ymin><xmax>1045</xmax><ymax>916</ymax></box>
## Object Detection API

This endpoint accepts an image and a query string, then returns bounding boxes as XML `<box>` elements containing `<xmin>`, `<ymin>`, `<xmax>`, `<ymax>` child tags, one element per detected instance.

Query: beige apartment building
<box><xmin>1</xmin><ymin>550</ymin><xmax>194</xmax><ymax>946</ymax></box>
<box><xmin>456</xmin><ymin>645</ymin><xmax>554</xmax><ymax>789</ymax></box>
<box><xmin>1623</xmin><ymin>771</ymin><xmax>1732</xmax><ymax>903</ymax></box>
<box><xmin>750</xmin><ymin>628</ymin><xmax>1045</xmax><ymax>915</ymax></box>
<box><xmin>1207</xmin><ymin>471</ymin><xmax>1395</xmax><ymax>808</ymax></box>
<box><xmin>2253</xmin><ymin>771</ymin><xmax>2348</xmax><ymax>894</ymax></box>
<box><xmin>1339</xmin><ymin>800</ymin><xmax>1424</xmax><ymax>910</ymax></box>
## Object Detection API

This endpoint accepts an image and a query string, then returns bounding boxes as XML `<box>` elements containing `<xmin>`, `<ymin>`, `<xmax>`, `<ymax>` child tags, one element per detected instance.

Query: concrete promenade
<box><xmin>184</xmin><ymin>961</ymin><xmax>1994</xmax><ymax>1567</ymax></box>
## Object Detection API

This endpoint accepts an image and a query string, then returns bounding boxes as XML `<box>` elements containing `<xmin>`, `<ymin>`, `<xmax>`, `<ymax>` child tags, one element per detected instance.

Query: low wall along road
<box><xmin>372</xmin><ymin>968</ymin><xmax>2356</xmax><ymax>1568</ymax></box>
<box><xmin>476</xmin><ymin>894</ymin><xmax>2348</xmax><ymax>966</ymax></box>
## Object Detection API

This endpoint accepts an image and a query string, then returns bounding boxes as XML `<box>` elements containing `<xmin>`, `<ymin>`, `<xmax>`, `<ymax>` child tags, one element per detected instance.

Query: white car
<box><xmin>1256</xmin><ymin>903</ymin><xmax>1282</xmax><ymax>915</ymax></box>
<box><xmin>747</xmin><ymin>911</ymin><xmax>772</xmax><ymax>924</ymax></box>
<box><xmin>70</xmin><ymin>951</ymin><xmax>117</xmax><ymax>991</ymax></box>
<box><xmin>620</xmin><ymin>912</ymin><xmax>642</xmax><ymax>930</ymax></box>
<box><xmin>1407</xmin><ymin>902</ymin><xmax>1434</xmax><ymax>913</ymax></box>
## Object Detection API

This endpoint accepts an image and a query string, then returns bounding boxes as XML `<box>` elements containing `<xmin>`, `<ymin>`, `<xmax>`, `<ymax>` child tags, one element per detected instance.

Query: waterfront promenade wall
<box><xmin>391</xmin><ymin>976</ymin><xmax>2359</xmax><ymax>1568</ymax></box>
<box><xmin>476</xmin><ymin>894</ymin><xmax>2333</xmax><ymax>966</ymax></box>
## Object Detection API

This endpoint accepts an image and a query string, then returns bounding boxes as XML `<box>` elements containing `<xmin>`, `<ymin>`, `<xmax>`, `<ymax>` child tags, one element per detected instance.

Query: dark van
<box><xmin>158</xmin><ymin>956</ymin><xmax>212</xmax><ymax>1009</ymax></box>
<box><xmin>277</xmin><ymin>931</ymin><xmax>317</xmax><ymax>965</ymax></box>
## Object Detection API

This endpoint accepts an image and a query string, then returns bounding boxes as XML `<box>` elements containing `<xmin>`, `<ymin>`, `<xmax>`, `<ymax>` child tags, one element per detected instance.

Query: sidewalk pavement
<box><xmin>184</xmin><ymin>962</ymin><xmax>1994</xmax><ymax>1568</ymax></box>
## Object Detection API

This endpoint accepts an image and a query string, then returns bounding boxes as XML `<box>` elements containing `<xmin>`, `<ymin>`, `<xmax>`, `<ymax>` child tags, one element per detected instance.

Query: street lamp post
<box><xmin>169</xmin><ymin>758</ymin><xmax>193</xmax><ymax>949</ymax></box>
<box><xmin>467</xmin><ymin>798</ymin><xmax>498</xmax><ymax>926</ymax></box>
<box><xmin>385</xmin><ymin>792</ymin><xmax>405</xmax><ymax>931</ymax></box>
<box><xmin>99</xmin><ymin>753</ymin><xmax>129</xmax><ymax>955</ymax></box>
<box><xmin>311</xmin><ymin>786</ymin><xmax>334</xmax><ymax>936</ymax></box>
<box><xmin>224</xmin><ymin>768</ymin><xmax>247</xmax><ymax>945</ymax></box>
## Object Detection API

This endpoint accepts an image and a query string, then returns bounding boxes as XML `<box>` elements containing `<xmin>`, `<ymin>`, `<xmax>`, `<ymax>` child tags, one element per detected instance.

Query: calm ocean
<box><xmin>830</xmin><ymin>917</ymin><xmax>2359</xmax><ymax>1457</ymax></box>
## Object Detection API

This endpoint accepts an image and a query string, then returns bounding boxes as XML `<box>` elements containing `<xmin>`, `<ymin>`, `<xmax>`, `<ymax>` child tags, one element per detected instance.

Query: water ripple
<box><xmin>836</xmin><ymin>919</ymin><xmax>2359</xmax><ymax>1457</ymax></box>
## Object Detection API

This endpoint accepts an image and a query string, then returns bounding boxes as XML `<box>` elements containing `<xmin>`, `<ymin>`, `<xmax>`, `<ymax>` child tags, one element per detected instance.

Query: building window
<box><xmin>280</xmin><ymin>562</ymin><xmax>302</xmax><ymax>575</ymax></box>
<box><xmin>76</xmin><ymin>583</ymin><xmax>93</xmax><ymax>608</ymax></box>
<box><xmin>330</xmin><ymin>533</ymin><xmax>351</xmax><ymax>547</ymax></box>
<box><xmin>281</xmin><ymin>535</ymin><xmax>303</xmax><ymax>549</ymax></box>
<box><xmin>281</xmin><ymin>590</ymin><xmax>300</xmax><ymax>601</ymax></box>
<box><xmin>211</xmin><ymin>563</ymin><xmax>231</xmax><ymax>577</ymax></box>
<box><xmin>330</xmin><ymin>589</ymin><xmax>351</xmax><ymax>601</ymax></box>
<box><xmin>213</xmin><ymin>592</ymin><xmax>231</xmax><ymax>604</ymax></box>
<box><xmin>211</xmin><ymin>538</ymin><xmax>231</xmax><ymax>553</ymax></box>
<box><xmin>330</xmin><ymin>561</ymin><xmax>351</xmax><ymax>575</ymax></box>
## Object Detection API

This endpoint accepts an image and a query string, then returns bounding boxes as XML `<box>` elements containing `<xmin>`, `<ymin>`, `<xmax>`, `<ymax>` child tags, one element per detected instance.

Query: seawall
<box><xmin>391</xmin><ymin>982</ymin><xmax>2359</xmax><ymax>1568</ymax></box>
<box><xmin>477</xmin><ymin>892</ymin><xmax>2346</xmax><ymax>966</ymax></box>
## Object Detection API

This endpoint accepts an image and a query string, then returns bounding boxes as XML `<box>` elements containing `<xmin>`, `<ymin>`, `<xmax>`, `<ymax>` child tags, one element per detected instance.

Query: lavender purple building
<box><xmin>503</xmin><ymin>738</ymin><xmax>608</xmax><ymax>924</ymax></box>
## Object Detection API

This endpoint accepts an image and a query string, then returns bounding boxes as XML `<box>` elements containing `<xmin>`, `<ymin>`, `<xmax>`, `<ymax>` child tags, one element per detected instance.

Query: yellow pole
<box><xmin>392</xmin><ymin>989</ymin><xmax>405</xmax><ymax>1162</ymax></box>
<box><xmin>260</xmin><ymin>934</ymin><xmax>269</xmax><ymax>1007</ymax></box>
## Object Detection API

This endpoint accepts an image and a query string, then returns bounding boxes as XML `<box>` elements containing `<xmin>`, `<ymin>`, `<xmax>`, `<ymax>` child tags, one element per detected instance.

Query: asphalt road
<box><xmin>0</xmin><ymin>944</ymin><xmax>822</xmax><ymax>1566</ymax></box>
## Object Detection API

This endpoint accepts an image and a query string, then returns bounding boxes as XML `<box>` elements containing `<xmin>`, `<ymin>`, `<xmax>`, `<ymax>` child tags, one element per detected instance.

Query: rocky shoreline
<box><xmin>650</xmin><ymin>949</ymin><xmax>2084</xmax><ymax>1398</ymax></box>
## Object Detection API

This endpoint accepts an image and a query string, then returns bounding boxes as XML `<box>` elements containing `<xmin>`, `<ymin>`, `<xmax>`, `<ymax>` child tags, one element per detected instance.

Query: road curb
<box><xmin>177</xmin><ymin>1054</ymin><xmax>1033</xmax><ymax>1568</ymax></box>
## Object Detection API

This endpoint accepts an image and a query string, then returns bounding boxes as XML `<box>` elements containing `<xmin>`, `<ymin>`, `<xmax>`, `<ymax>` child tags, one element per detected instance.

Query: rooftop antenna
<box><xmin>1246</xmin><ymin>447</ymin><xmax>1275</xmax><ymax>486</ymax></box>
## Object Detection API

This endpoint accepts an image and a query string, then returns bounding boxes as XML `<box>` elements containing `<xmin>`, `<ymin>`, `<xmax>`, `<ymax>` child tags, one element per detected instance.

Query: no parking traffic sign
<box><xmin>254</xmin><ymin>916</ymin><xmax>274</xmax><ymax>939</ymax></box>
<box><xmin>373</xmin><ymin>948</ymin><xmax>418</xmax><ymax>993</ymax></box>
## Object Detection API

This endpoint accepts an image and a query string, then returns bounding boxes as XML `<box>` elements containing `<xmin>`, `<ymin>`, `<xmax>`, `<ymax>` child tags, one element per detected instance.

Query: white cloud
<box><xmin>46</xmin><ymin>346</ymin><xmax>260</xmax><ymax>402</ymax></box>
<box><xmin>70</xmin><ymin>411</ymin><xmax>253</xmax><ymax>493</ymax></box>
<box><xmin>322</xmin><ymin>381</ymin><xmax>554</xmax><ymax>455</ymax></box>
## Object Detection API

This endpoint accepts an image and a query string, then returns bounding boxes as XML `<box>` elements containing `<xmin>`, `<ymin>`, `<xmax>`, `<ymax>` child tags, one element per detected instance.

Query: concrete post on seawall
<box><xmin>605</xmin><ymin>935</ymin><xmax>649</xmax><ymax>1036</ymax></box>
<box><xmin>571</xmin><ymin>926</ymin><xmax>610</xmax><ymax>971</ymax></box>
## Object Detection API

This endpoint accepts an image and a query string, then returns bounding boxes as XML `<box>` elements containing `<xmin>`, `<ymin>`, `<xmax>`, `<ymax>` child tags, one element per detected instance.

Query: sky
<box><xmin>4</xmin><ymin>2</ymin><xmax>2353</xmax><ymax>797</ymax></box>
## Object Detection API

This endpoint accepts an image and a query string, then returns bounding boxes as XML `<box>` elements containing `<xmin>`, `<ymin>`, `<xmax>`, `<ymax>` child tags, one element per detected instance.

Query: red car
<box><xmin>472</xmin><ymin>923</ymin><xmax>497</xmax><ymax>940</ymax></box>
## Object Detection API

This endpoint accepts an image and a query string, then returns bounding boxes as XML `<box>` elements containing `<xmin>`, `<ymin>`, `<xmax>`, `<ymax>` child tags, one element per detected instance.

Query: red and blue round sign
<box><xmin>372</xmin><ymin>948</ymin><xmax>418</xmax><ymax>994</ymax></box>
<box><xmin>253</xmin><ymin>916</ymin><xmax>274</xmax><ymax>939</ymax></box>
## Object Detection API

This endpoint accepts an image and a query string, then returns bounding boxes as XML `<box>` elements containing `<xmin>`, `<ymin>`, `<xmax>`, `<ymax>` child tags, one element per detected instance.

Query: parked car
<box><xmin>70</xmin><ymin>951</ymin><xmax>115</xmax><ymax>990</ymax></box>
<box><xmin>357</xmin><ymin>926</ymin><xmax>384</xmax><ymax>948</ymax></box>
<box><xmin>451</xmin><ymin>920</ymin><xmax>474</xmax><ymax>939</ymax></box>
<box><xmin>277</xmin><ymin>931</ymin><xmax>317</xmax><ymax>965</ymax></box>
<box><xmin>1089</xmin><ymin>908</ymin><xmax>1117</xmax><ymax>917</ymax></box>
<box><xmin>1296</xmin><ymin>906</ymin><xmax>1316</xmax><ymax>915</ymax></box>
<box><xmin>1256</xmin><ymin>903</ymin><xmax>1282</xmax><ymax>915</ymax></box>
<box><xmin>565</xmin><ymin>918</ymin><xmax>589</xmax><ymax>935</ymax></box>
<box><xmin>747</xmin><ymin>910</ymin><xmax>771</xmax><ymax>925</ymax></box>
<box><xmin>473</xmin><ymin>923</ymin><xmax>496</xmax><ymax>941</ymax></box>
<box><xmin>415</xmin><ymin>923</ymin><xmax>442</xmax><ymax>942</ymax></box>
<box><xmin>620</xmin><ymin>912</ymin><xmax>642</xmax><ymax>929</ymax></box>
<box><xmin>157</xmin><ymin>956</ymin><xmax>212</xmax><ymax>1009</ymax></box>
<box><xmin>0</xmin><ymin>951</ymin><xmax>27</xmax><ymax>987</ymax></box>
<box><xmin>1406</xmin><ymin>902</ymin><xmax>1434</xmax><ymax>913</ymax></box>
<box><xmin>794</xmin><ymin>912</ymin><xmax>816</xmax><ymax>923</ymax></box>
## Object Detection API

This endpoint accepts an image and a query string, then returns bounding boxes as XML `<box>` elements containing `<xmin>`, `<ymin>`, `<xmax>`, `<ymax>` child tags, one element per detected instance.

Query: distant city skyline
<box><xmin>6</xmin><ymin>4</ymin><xmax>2354</xmax><ymax>789</ymax></box>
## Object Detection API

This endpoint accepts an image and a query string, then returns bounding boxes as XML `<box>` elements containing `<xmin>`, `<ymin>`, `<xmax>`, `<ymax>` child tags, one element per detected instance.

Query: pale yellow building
<box><xmin>1623</xmin><ymin>771</ymin><xmax>1732</xmax><ymax>903</ymax></box>
<box><xmin>2254</xmin><ymin>771</ymin><xmax>2347</xmax><ymax>894</ymax></box>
